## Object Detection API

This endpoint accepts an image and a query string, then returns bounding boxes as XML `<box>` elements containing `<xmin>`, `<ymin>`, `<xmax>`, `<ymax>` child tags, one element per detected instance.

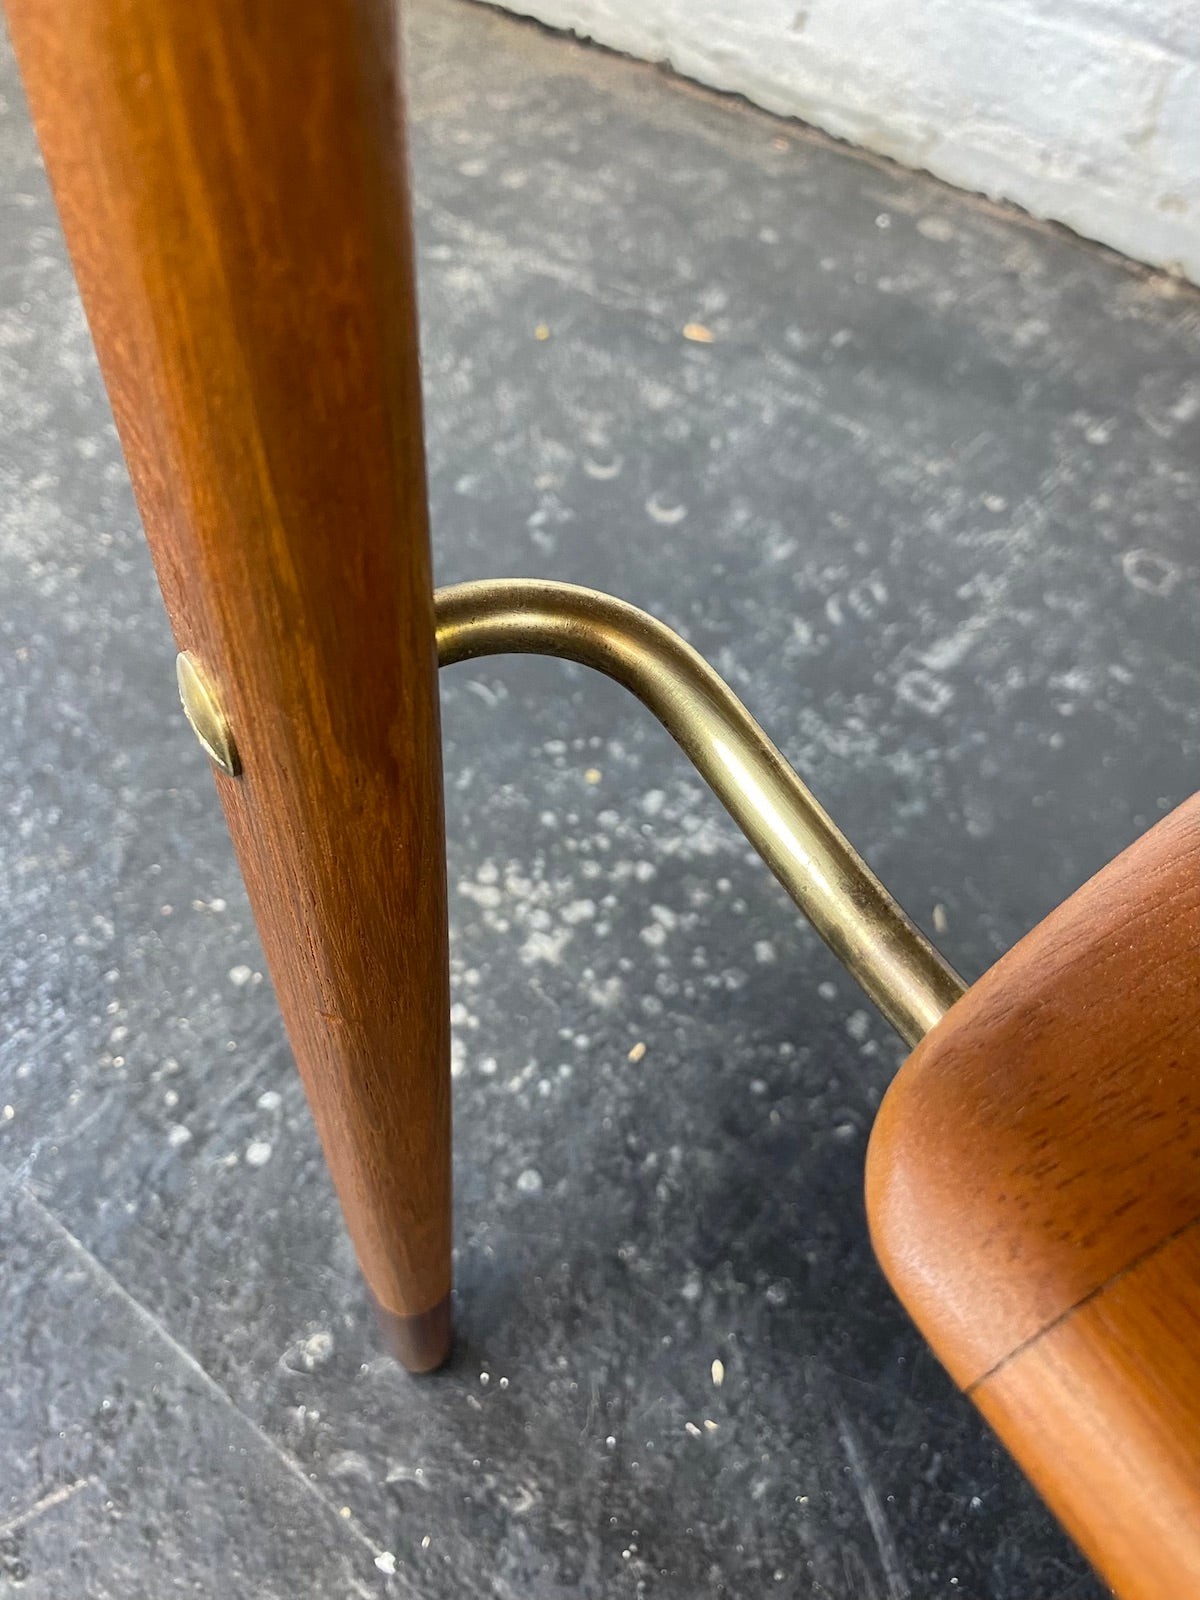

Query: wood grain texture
<box><xmin>866</xmin><ymin>792</ymin><xmax>1200</xmax><ymax>1594</ymax></box>
<box><xmin>975</xmin><ymin>1223</ymin><xmax>1200</xmax><ymax>1599</ymax></box>
<box><xmin>6</xmin><ymin>0</ymin><xmax>451</xmax><ymax>1367</ymax></box>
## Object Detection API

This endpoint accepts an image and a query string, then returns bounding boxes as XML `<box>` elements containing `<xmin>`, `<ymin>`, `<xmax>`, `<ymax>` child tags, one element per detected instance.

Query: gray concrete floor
<box><xmin>3</xmin><ymin>0</ymin><xmax>1199</xmax><ymax>1595</ymax></box>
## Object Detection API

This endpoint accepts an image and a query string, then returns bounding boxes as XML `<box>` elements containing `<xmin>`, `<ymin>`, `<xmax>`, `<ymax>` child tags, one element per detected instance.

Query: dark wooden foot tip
<box><xmin>378</xmin><ymin>1295</ymin><xmax>451</xmax><ymax>1373</ymax></box>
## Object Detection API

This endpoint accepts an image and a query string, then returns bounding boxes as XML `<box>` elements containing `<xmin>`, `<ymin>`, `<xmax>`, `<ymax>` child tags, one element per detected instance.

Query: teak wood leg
<box><xmin>6</xmin><ymin>0</ymin><xmax>453</xmax><ymax>1370</ymax></box>
<box><xmin>867</xmin><ymin>794</ymin><xmax>1200</xmax><ymax>1599</ymax></box>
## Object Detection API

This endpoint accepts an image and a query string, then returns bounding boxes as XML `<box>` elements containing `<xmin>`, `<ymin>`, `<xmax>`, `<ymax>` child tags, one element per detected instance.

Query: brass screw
<box><xmin>176</xmin><ymin>651</ymin><xmax>240</xmax><ymax>777</ymax></box>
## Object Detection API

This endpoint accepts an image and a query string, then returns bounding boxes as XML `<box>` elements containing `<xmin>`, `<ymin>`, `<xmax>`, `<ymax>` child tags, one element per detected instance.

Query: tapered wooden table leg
<box><xmin>6</xmin><ymin>0</ymin><xmax>452</xmax><ymax>1370</ymax></box>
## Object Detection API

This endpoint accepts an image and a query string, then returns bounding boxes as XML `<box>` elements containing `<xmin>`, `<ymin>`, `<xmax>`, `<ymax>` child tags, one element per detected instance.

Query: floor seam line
<box><xmin>10</xmin><ymin>1175</ymin><xmax>392</xmax><ymax>1567</ymax></box>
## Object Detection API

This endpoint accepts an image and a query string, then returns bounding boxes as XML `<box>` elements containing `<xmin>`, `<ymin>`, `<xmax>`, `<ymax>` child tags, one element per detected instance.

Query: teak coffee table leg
<box><xmin>6</xmin><ymin>0</ymin><xmax>453</xmax><ymax>1370</ymax></box>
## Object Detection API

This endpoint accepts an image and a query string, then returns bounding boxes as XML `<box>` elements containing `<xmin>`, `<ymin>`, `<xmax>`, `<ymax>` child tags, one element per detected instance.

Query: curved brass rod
<box><xmin>435</xmin><ymin>579</ymin><xmax>965</xmax><ymax>1047</ymax></box>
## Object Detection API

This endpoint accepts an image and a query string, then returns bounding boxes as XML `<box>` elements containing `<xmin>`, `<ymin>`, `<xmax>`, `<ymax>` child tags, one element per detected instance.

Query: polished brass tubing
<box><xmin>435</xmin><ymin>579</ymin><xmax>966</xmax><ymax>1047</ymax></box>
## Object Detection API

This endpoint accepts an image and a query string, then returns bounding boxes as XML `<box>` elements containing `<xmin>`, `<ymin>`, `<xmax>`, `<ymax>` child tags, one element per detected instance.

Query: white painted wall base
<box><xmin>481</xmin><ymin>0</ymin><xmax>1200</xmax><ymax>283</ymax></box>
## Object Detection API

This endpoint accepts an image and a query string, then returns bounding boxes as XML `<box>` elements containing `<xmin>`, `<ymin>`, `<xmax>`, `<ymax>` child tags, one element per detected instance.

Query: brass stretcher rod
<box><xmin>435</xmin><ymin>579</ymin><xmax>966</xmax><ymax>1048</ymax></box>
